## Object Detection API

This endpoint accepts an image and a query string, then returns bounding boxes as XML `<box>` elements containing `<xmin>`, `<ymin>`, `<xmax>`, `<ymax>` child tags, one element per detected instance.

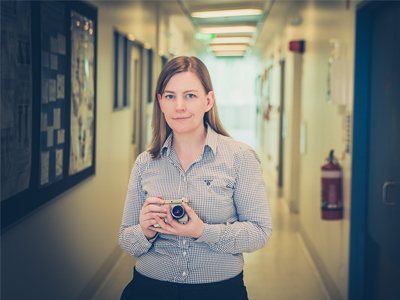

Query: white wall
<box><xmin>258</xmin><ymin>1</ymin><xmax>358</xmax><ymax>298</ymax></box>
<box><xmin>0</xmin><ymin>2</ymin><xmax>194</xmax><ymax>299</ymax></box>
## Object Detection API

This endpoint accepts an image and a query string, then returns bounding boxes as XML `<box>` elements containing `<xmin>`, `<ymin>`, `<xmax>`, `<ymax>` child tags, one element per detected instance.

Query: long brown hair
<box><xmin>149</xmin><ymin>56</ymin><xmax>229</xmax><ymax>159</ymax></box>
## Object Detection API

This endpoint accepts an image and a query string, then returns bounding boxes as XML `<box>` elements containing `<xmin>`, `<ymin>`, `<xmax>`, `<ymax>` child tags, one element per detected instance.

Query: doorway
<box><xmin>349</xmin><ymin>1</ymin><xmax>400</xmax><ymax>299</ymax></box>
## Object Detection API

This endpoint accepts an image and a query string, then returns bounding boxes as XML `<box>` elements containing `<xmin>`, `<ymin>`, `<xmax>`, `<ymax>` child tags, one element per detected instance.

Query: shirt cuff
<box><xmin>195</xmin><ymin>224</ymin><xmax>222</xmax><ymax>244</ymax></box>
<box><xmin>137</xmin><ymin>226</ymin><xmax>155</xmax><ymax>248</ymax></box>
<box><xmin>147</xmin><ymin>233</ymin><xmax>159</xmax><ymax>243</ymax></box>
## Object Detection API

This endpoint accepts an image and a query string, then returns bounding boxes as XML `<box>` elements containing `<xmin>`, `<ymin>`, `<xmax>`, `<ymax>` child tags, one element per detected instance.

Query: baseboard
<box><xmin>76</xmin><ymin>245</ymin><xmax>124</xmax><ymax>300</ymax></box>
<box><xmin>299</xmin><ymin>227</ymin><xmax>344</xmax><ymax>300</ymax></box>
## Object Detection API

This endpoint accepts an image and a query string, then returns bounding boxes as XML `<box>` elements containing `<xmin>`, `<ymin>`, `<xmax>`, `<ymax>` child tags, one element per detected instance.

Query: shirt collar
<box><xmin>161</xmin><ymin>122</ymin><xmax>218</xmax><ymax>157</ymax></box>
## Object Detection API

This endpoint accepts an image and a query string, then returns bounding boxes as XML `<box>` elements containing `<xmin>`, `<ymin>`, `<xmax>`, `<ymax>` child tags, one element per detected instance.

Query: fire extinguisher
<box><xmin>321</xmin><ymin>150</ymin><xmax>343</xmax><ymax>220</ymax></box>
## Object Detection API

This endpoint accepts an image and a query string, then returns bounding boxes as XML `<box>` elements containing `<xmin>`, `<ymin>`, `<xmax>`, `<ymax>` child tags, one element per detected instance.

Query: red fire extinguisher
<box><xmin>321</xmin><ymin>150</ymin><xmax>343</xmax><ymax>220</ymax></box>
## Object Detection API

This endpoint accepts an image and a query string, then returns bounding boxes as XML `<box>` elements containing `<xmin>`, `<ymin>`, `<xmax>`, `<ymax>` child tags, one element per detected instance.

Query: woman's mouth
<box><xmin>173</xmin><ymin>116</ymin><xmax>191</xmax><ymax>121</ymax></box>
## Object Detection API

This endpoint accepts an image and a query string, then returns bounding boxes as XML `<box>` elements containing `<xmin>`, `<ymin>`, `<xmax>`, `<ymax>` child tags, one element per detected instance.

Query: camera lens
<box><xmin>171</xmin><ymin>205</ymin><xmax>185</xmax><ymax>219</ymax></box>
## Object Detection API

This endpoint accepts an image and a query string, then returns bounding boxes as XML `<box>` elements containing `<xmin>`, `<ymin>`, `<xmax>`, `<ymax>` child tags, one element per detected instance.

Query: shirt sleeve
<box><xmin>196</xmin><ymin>146</ymin><xmax>273</xmax><ymax>254</ymax></box>
<box><xmin>118</xmin><ymin>153</ymin><xmax>157</xmax><ymax>257</ymax></box>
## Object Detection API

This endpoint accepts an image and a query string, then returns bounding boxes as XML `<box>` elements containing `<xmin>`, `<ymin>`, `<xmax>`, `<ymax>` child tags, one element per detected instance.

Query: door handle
<box><xmin>382</xmin><ymin>182</ymin><xmax>396</xmax><ymax>206</ymax></box>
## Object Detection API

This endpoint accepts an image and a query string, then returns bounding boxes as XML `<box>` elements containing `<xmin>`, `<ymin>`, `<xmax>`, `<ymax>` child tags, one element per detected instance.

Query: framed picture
<box><xmin>1</xmin><ymin>0</ymin><xmax>97</xmax><ymax>231</ymax></box>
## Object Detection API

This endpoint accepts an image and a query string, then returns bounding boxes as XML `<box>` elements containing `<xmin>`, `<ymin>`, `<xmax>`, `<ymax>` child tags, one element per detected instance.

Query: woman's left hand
<box><xmin>151</xmin><ymin>202</ymin><xmax>204</xmax><ymax>239</ymax></box>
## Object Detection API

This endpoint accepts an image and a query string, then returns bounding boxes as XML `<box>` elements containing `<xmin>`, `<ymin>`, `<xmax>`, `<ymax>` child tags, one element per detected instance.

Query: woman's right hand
<box><xmin>139</xmin><ymin>196</ymin><xmax>167</xmax><ymax>239</ymax></box>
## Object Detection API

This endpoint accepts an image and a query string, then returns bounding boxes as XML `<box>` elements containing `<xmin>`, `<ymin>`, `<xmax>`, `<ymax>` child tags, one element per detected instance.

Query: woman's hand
<box><xmin>139</xmin><ymin>196</ymin><xmax>167</xmax><ymax>239</ymax></box>
<box><xmin>151</xmin><ymin>202</ymin><xmax>204</xmax><ymax>239</ymax></box>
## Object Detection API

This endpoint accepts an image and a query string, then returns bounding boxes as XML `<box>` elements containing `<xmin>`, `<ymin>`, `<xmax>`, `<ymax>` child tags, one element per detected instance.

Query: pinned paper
<box><xmin>50</xmin><ymin>54</ymin><xmax>58</xmax><ymax>70</ymax></box>
<box><xmin>57</xmin><ymin>129</ymin><xmax>65</xmax><ymax>144</ymax></box>
<box><xmin>58</xmin><ymin>34</ymin><xmax>66</xmax><ymax>55</ymax></box>
<box><xmin>42</xmin><ymin>79</ymin><xmax>49</xmax><ymax>103</ymax></box>
<box><xmin>57</xmin><ymin>74</ymin><xmax>65</xmax><ymax>99</ymax></box>
<box><xmin>41</xmin><ymin>151</ymin><xmax>49</xmax><ymax>185</ymax></box>
<box><xmin>53</xmin><ymin>108</ymin><xmax>61</xmax><ymax>129</ymax></box>
<box><xmin>49</xmin><ymin>79</ymin><xmax>56</xmax><ymax>101</ymax></box>
<box><xmin>47</xmin><ymin>126</ymin><xmax>54</xmax><ymax>147</ymax></box>
<box><xmin>56</xmin><ymin>148</ymin><xmax>63</xmax><ymax>176</ymax></box>
<box><xmin>41</xmin><ymin>113</ymin><xmax>48</xmax><ymax>132</ymax></box>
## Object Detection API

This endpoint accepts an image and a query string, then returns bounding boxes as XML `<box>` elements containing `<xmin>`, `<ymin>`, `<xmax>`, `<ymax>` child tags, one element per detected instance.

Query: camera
<box><xmin>153</xmin><ymin>198</ymin><xmax>189</xmax><ymax>227</ymax></box>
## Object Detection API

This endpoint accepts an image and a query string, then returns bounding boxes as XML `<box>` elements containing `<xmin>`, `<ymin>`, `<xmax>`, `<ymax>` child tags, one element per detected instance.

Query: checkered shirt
<box><xmin>119</xmin><ymin>125</ymin><xmax>272</xmax><ymax>284</ymax></box>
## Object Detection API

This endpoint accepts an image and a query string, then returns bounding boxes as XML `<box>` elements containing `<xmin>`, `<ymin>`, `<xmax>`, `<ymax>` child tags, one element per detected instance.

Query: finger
<box><xmin>144</xmin><ymin>218</ymin><xmax>158</xmax><ymax>228</ymax></box>
<box><xmin>153</xmin><ymin>214</ymin><xmax>172</xmax><ymax>230</ymax></box>
<box><xmin>150</xmin><ymin>212</ymin><xmax>167</xmax><ymax>219</ymax></box>
<box><xmin>182</xmin><ymin>202</ymin><xmax>196</xmax><ymax>219</ymax></box>
<box><xmin>144</xmin><ymin>197</ymin><xmax>165</xmax><ymax>207</ymax></box>
<box><xmin>146</xmin><ymin>204</ymin><xmax>167</xmax><ymax>214</ymax></box>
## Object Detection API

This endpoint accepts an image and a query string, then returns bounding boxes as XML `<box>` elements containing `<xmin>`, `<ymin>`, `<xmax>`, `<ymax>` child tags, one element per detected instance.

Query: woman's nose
<box><xmin>175</xmin><ymin>97</ymin><xmax>186</xmax><ymax>111</ymax></box>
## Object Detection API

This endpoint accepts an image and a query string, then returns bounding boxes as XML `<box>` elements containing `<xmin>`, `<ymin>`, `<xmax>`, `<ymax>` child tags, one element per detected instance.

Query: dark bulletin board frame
<box><xmin>1</xmin><ymin>1</ymin><xmax>98</xmax><ymax>232</ymax></box>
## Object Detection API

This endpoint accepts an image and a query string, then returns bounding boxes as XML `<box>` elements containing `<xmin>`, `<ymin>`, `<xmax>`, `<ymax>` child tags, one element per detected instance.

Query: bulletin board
<box><xmin>1</xmin><ymin>1</ymin><xmax>98</xmax><ymax>231</ymax></box>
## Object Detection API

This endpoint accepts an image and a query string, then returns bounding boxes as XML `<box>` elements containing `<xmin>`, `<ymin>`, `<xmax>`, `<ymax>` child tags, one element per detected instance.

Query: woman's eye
<box><xmin>165</xmin><ymin>95</ymin><xmax>174</xmax><ymax>100</ymax></box>
<box><xmin>186</xmin><ymin>93</ymin><xmax>195</xmax><ymax>99</ymax></box>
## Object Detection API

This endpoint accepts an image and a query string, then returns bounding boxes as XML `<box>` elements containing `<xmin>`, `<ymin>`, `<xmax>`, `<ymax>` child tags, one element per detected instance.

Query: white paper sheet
<box><xmin>49</xmin><ymin>79</ymin><xmax>56</xmax><ymax>102</ymax></box>
<box><xmin>47</xmin><ymin>126</ymin><xmax>54</xmax><ymax>147</ymax></box>
<box><xmin>42</xmin><ymin>79</ymin><xmax>49</xmax><ymax>103</ymax></box>
<box><xmin>55</xmin><ymin>148</ymin><xmax>63</xmax><ymax>176</ymax></box>
<box><xmin>57</xmin><ymin>129</ymin><xmax>65</xmax><ymax>144</ymax></box>
<box><xmin>57</xmin><ymin>74</ymin><xmax>64</xmax><ymax>99</ymax></box>
<box><xmin>53</xmin><ymin>108</ymin><xmax>61</xmax><ymax>129</ymax></box>
<box><xmin>41</xmin><ymin>113</ymin><xmax>47</xmax><ymax>132</ymax></box>
<box><xmin>42</xmin><ymin>51</ymin><xmax>49</xmax><ymax>68</ymax></box>
<box><xmin>41</xmin><ymin>151</ymin><xmax>49</xmax><ymax>185</ymax></box>
<box><xmin>50</xmin><ymin>54</ymin><xmax>58</xmax><ymax>70</ymax></box>
<box><xmin>58</xmin><ymin>33</ymin><xmax>66</xmax><ymax>55</ymax></box>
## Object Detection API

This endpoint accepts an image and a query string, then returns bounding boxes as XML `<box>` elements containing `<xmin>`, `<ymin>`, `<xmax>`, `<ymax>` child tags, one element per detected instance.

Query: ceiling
<box><xmin>176</xmin><ymin>0</ymin><xmax>276</xmax><ymax>58</ymax></box>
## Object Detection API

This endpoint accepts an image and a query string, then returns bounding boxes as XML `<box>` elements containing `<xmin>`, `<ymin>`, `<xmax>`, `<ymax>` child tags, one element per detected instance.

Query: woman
<box><xmin>119</xmin><ymin>56</ymin><xmax>272</xmax><ymax>300</ymax></box>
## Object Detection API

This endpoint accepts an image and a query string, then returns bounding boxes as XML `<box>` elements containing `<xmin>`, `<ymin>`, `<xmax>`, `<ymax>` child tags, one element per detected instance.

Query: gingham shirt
<box><xmin>119</xmin><ymin>125</ymin><xmax>272</xmax><ymax>284</ymax></box>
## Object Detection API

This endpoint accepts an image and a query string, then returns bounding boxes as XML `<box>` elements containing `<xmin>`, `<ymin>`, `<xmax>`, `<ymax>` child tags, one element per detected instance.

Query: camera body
<box><xmin>153</xmin><ymin>198</ymin><xmax>189</xmax><ymax>228</ymax></box>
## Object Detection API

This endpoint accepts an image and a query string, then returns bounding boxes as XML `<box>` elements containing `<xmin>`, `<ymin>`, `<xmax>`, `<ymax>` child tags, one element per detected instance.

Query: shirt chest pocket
<box><xmin>207</xmin><ymin>178</ymin><xmax>235</xmax><ymax>201</ymax></box>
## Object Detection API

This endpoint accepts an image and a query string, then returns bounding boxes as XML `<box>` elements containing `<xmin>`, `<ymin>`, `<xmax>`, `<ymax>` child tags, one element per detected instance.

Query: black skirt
<box><xmin>121</xmin><ymin>267</ymin><xmax>249</xmax><ymax>300</ymax></box>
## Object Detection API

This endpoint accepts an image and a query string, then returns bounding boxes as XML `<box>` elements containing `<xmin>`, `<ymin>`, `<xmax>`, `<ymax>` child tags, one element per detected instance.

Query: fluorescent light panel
<box><xmin>200</xmin><ymin>26</ymin><xmax>257</xmax><ymax>34</ymax></box>
<box><xmin>214</xmin><ymin>51</ymin><xmax>246</xmax><ymax>56</ymax></box>
<box><xmin>209</xmin><ymin>37</ymin><xmax>252</xmax><ymax>44</ymax></box>
<box><xmin>210</xmin><ymin>45</ymin><xmax>249</xmax><ymax>51</ymax></box>
<box><xmin>192</xmin><ymin>9</ymin><xmax>263</xmax><ymax>18</ymax></box>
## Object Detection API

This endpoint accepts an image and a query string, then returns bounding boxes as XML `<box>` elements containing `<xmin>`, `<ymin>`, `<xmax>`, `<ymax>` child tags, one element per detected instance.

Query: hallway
<box><xmin>92</xmin><ymin>176</ymin><xmax>329</xmax><ymax>300</ymax></box>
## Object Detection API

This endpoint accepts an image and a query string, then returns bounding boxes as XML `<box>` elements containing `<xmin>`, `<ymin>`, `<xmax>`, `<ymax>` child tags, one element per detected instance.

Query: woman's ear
<box><xmin>205</xmin><ymin>91</ymin><xmax>215</xmax><ymax>112</ymax></box>
<box><xmin>157</xmin><ymin>94</ymin><xmax>163</xmax><ymax>112</ymax></box>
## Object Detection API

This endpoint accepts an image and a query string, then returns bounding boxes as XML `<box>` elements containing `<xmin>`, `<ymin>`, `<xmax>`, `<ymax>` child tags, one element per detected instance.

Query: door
<box><xmin>130</xmin><ymin>45</ymin><xmax>141</xmax><ymax>168</ymax></box>
<box><xmin>365</xmin><ymin>2</ymin><xmax>400</xmax><ymax>299</ymax></box>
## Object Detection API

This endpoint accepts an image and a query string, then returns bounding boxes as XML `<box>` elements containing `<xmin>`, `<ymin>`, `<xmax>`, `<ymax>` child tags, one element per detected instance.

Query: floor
<box><xmin>92</xmin><ymin>176</ymin><xmax>330</xmax><ymax>300</ymax></box>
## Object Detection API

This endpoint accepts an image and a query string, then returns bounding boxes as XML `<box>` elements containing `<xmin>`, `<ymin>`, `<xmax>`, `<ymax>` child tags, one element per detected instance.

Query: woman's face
<box><xmin>158</xmin><ymin>72</ymin><xmax>214</xmax><ymax>136</ymax></box>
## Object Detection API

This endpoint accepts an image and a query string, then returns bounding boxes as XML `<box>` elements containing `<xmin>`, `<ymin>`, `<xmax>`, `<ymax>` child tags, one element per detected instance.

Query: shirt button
<box><xmin>182</xmin><ymin>272</ymin><xmax>186</xmax><ymax>276</ymax></box>
<box><xmin>183</xmin><ymin>240</ymin><xmax>186</xmax><ymax>245</ymax></box>
<box><xmin>183</xmin><ymin>251</ymin><xmax>187</xmax><ymax>256</ymax></box>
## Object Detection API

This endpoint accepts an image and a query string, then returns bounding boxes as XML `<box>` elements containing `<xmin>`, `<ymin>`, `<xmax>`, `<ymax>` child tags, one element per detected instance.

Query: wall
<box><xmin>0</xmin><ymin>2</ymin><xmax>194</xmax><ymax>299</ymax></box>
<box><xmin>259</xmin><ymin>1</ymin><xmax>358</xmax><ymax>299</ymax></box>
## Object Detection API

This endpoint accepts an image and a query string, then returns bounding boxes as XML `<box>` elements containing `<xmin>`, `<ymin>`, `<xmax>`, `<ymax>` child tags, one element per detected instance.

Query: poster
<box><xmin>69</xmin><ymin>11</ymin><xmax>95</xmax><ymax>175</ymax></box>
<box><xmin>1</xmin><ymin>1</ymin><xmax>32</xmax><ymax>201</ymax></box>
<box><xmin>39</xmin><ymin>1</ymin><xmax>66</xmax><ymax>187</ymax></box>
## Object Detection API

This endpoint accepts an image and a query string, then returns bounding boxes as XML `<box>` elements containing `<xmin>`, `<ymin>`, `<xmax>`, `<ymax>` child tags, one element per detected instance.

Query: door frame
<box><xmin>349</xmin><ymin>1</ymin><xmax>388</xmax><ymax>298</ymax></box>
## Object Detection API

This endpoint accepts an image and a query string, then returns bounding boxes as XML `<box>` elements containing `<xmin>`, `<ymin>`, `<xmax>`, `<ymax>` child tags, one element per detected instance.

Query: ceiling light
<box><xmin>210</xmin><ymin>45</ymin><xmax>249</xmax><ymax>51</ymax></box>
<box><xmin>192</xmin><ymin>9</ymin><xmax>263</xmax><ymax>18</ymax></box>
<box><xmin>213</xmin><ymin>51</ymin><xmax>246</xmax><ymax>57</ymax></box>
<box><xmin>200</xmin><ymin>26</ymin><xmax>257</xmax><ymax>34</ymax></box>
<box><xmin>209</xmin><ymin>37</ymin><xmax>252</xmax><ymax>44</ymax></box>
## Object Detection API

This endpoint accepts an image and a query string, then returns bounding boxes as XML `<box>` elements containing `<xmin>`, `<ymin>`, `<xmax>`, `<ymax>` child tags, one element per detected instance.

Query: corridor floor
<box><xmin>92</xmin><ymin>176</ymin><xmax>330</xmax><ymax>300</ymax></box>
